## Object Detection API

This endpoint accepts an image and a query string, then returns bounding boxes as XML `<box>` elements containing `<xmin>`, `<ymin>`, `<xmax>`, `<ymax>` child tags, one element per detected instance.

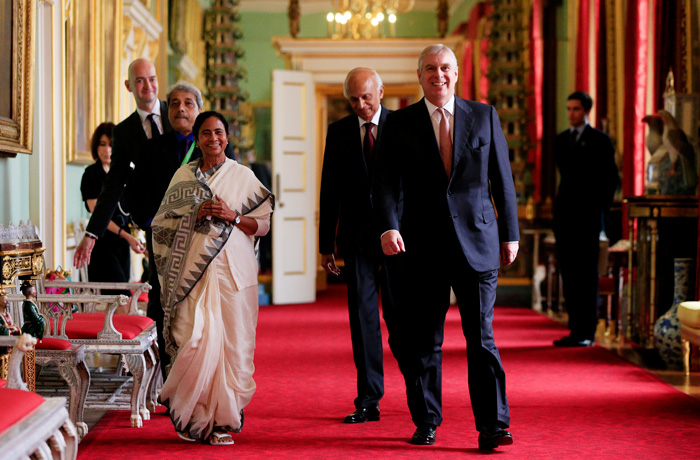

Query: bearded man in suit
<box><xmin>319</xmin><ymin>67</ymin><xmax>399</xmax><ymax>424</ymax></box>
<box><xmin>373</xmin><ymin>44</ymin><xmax>519</xmax><ymax>450</ymax></box>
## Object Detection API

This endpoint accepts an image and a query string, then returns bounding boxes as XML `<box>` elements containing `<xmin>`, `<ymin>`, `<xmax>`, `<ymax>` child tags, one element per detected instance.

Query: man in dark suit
<box><xmin>319</xmin><ymin>67</ymin><xmax>396</xmax><ymax>424</ymax></box>
<box><xmin>373</xmin><ymin>45</ymin><xmax>519</xmax><ymax>450</ymax></box>
<box><xmin>74</xmin><ymin>59</ymin><xmax>169</xmax><ymax>256</ymax></box>
<box><xmin>553</xmin><ymin>91</ymin><xmax>618</xmax><ymax>347</ymax></box>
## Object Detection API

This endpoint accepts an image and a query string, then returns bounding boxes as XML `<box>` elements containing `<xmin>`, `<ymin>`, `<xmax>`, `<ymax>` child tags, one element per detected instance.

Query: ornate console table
<box><xmin>625</xmin><ymin>196</ymin><xmax>698</xmax><ymax>347</ymax></box>
<box><xmin>1</xmin><ymin>241</ymin><xmax>45</xmax><ymax>291</ymax></box>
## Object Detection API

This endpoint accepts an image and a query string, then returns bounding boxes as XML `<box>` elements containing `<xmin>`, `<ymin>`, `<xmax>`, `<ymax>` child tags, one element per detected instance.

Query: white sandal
<box><xmin>208</xmin><ymin>431</ymin><xmax>234</xmax><ymax>446</ymax></box>
<box><xmin>177</xmin><ymin>431</ymin><xmax>196</xmax><ymax>442</ymax></box>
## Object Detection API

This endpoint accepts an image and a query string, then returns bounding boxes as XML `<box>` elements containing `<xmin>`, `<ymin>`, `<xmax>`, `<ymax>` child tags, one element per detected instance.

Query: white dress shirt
<box><xmin>357</xmin><ymin>109</ymin><xmax>382</xmax><ymax>144</ymax></box>
<box><xmin>425</xmin><ymin>97</ymin><xmax>455</xmax><ymax>147</ymax></box>
<box><xmin>136</xmin><ymin>103</ymin><xmax>164</xmax><ymax>139</ymax></box>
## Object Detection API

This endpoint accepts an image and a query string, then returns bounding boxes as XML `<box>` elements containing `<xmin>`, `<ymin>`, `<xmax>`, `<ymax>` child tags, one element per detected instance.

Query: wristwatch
<box><xmin>233</xmin><ymin>211</ymin><xmax>241</xmax><ymax>225</ymax></box>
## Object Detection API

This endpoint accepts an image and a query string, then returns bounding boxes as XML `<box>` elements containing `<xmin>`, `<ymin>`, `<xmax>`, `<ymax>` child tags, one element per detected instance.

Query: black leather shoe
<box><xmin>343</xmin><ymin>405</ymin><xmax>380</xmax><ymax>423</ymax></box>
<box><xmin>409</xmin><ymin>425</ymin><xmax>436</xmax><ymax>445</ymax></box>
<box><xmin>553</xmin><ymin>336</ymin><xmax>593</xmax><ymax>347</ymax></box>
<box><xmin>478</xmin><ymin>428</ymin><xmax>513</xmax><ymax>450</ymax></box>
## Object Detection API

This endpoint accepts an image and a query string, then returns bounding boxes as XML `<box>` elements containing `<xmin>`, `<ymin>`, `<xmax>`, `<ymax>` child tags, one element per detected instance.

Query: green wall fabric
<box><xmin>0</xmin><ymin>156</ymin><xmax>30</xmax><ymax>225</ymax></box>
<box><xmin>66</xmin><ymin>164</ymin><xmax>89</xmax><ymax>224</ymax></box>
<box><xmin>239</xmin><ymin>10</ymin><xmax>441</xmax><ymax>103</ymax></box>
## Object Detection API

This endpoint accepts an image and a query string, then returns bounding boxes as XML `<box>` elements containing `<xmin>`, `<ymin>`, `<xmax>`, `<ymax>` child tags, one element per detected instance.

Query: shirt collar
<box><xmin>136</xmin><ymin>102</ymin><xmax>162</xmax><ymax>123</ymax></box>
<box><xmin>571</xmin><ymin>121</ymin><xmax>589</xmax><ymax>135</ymax></box>
<box><xmin>357</xmin><ymin>107</ymin><xmax>382</xmax><ymax>130</ymax></box>
<box><xmin>424</xmin><ymin>96</ymin><xmax>455</xmax><ymax>117</ymax></box>
<box><xmin>174</xmin><ymin>131</ymin><xmax>194</xmax><ymax>143</ymax></box>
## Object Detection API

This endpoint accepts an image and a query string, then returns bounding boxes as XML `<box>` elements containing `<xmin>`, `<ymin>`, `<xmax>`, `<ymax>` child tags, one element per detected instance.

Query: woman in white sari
<box><xmin>152</xmin><ymin>111</ymin><xmax>274</xmax><ymax>445</ymax></box>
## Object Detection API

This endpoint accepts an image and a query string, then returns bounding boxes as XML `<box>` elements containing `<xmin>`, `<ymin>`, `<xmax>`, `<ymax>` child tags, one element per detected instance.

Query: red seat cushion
<box><xmin>0</xmin><ymin>379</ymin><xmax>5</xmax><ymax>388</ymax></box>
<box><xmin>0</xmin><ymin>388</ymin><xmax>45</xmax><ymax>435</ymax></box>
<box><xmin>599</xmin><ymin>277</ymin><xmax>615</xmax><ymax>293</ymax></box>
<box><xmin>35</xmin><ymin>338</ymin><xmax>72</xmax><ymax>351</ymax></box>
<box><xmin>66</xmin><ymin>313</ymin><xmax>154</xmax><ymax>340</ymax></box>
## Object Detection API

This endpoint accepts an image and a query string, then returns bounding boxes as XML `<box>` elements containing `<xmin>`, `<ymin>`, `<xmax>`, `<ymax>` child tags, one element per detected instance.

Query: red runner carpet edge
<box><xmin>77</xmin><ymin>285</ymin><xmax>700</xmax><ymax>460</ymax></box>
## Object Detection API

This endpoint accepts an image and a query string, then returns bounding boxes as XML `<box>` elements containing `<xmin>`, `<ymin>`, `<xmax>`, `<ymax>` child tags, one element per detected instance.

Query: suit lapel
<box><xmin>414</xmin><ymin>99</ymin><xmax>452</xmax><ymax>183</ymax></box>
<box><xmin>127</xmin><ymin>111</ymin><xmax>148</xmax><ymax>142</ymax></box>
<box><xmin>345</xmin><ymin>116</ymin><xmax>367</xmax><ymax>176</ymax></box>
<box><xmin>163</xmin><ymin>132</ymin><xmax>180</xmax><ymax>170</ymax></box>
<box><xmin>452</xmin><ymin>97</ymin><xmax>474</xmax><ymax>181</ymax></box>
<box><xmin>160</xmin><ymin>100</ymin><xmax>173</xmax><ymax>133</ymax></box>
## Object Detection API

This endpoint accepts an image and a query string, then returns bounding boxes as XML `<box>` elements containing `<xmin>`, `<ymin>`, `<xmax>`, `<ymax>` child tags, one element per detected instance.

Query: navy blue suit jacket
<box><xmin>373</xmin><ymin>97</ymin><xmax>519</xmax><ymax>272</ymax></box>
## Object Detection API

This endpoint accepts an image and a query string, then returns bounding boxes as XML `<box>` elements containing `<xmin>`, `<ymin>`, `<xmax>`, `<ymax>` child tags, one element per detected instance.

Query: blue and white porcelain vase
<box><xmin>654</xmin><ymin>258</ymin><xmax>695</xmax><ymax>369</ymax></box>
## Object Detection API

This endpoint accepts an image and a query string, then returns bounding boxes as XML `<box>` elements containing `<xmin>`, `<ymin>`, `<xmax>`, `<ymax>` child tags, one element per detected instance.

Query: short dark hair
<box><xmin>90</xmin><ymin>122</ymin><xmax>115</xmax><ymax>162</ymax></box>
<box><xmin>567</xmin><ymin>91</ymin><xmax>593</xmax><ymax>112</ymax></box>
<box><xmin>192</xmin><ymin>111</ymin><xmax>229</xmax><ymax>140</ymax></box>
<box><xmin>20</xmin><ymin>280</ymin><xmax>34</xmax><ymax>295</ymax></box>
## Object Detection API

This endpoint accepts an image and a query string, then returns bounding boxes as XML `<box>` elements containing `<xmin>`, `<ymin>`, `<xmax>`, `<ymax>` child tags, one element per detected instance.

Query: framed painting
<box><xmin>0</xmin><ymin>0</ymin><xmax>35</xmax><ymax>157</ymax></box>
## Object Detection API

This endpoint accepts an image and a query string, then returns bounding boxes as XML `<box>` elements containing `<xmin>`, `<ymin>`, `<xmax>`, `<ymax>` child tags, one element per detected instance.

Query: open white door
<box><xmin>271</xmin><ymin>70</ymin><xmax>316</xmax><ymax>304</ymax></box>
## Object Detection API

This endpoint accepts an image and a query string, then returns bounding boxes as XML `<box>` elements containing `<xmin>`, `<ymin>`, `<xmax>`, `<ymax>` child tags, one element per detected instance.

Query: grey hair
<box><xmin>166</xmin><ymin>81</ymin><xmax>204</xmax><ymax>109</ymax></box>
<box><xmin>343</xmin><ymin>67</ymin><xmax>383</xmax><ymax>99</ymax></box>
<box><xmin>418</xmin><ymin>44</ymin><xmax>458</xmax><ymax>71</ymax></box>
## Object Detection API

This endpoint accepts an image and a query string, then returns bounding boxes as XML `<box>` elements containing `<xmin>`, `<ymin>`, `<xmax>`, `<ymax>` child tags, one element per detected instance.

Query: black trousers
<box><xmin>555</xmin><ymin>228</ymin><xmax>600</xmax><ymax>341</ymax></box>
<box><xmin>145</xmin><ymin>227</ymin><xmax>169</xmax><ymax>377</ymax></box>
<box><xmin>343</xmin><ymin>243</ymin><xmax>397</xmax><ymax>409</ymax></box>
<box><xmin>392</xmin><ymin>228</ymin><xmax>509</xmax><ymax>431</ymax></box>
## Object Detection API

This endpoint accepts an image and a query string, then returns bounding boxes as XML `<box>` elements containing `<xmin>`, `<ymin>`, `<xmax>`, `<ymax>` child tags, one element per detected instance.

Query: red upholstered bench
<box><xmin>66</xmin><ymin>313</ymin><xmax>154</xmax><ymax>340</ymax></box>
<box><xmin>0</xmin><ymin>336</ymin><xmax>78</xmax><ymax>460</ymax></box>
<box><xmin>25</xmin><ymin>293</ymin><xmax>160</xmax><ymax>428</ymax></box>
<box><xmin>0</xmin><ymin>388</ymin><xmax>45</xmax><ymax>435</ymax></box>
<box><xmin>34</xmin><ymin>337</ymin><xmax>90</xmax><ymax>439</ymax></box>
<box><xmin>0</xmin><ymin>391</ymin><xmax>77</xmax><ymax>460</ymax></box>
<box><xmin>6</xmin><ymin>297</ymin><xmax>92</xmax><ymax>440</ymax></box>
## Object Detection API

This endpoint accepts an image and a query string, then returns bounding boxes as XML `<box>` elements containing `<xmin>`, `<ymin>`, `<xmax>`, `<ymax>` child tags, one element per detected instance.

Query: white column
<box><xmin>30</xmin><ymin>0</ymin><xmax>65</xmax><ymax>269</ymax></box>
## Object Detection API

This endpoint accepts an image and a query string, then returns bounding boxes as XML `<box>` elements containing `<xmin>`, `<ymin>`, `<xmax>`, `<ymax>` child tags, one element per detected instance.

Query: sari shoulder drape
<box><xmin>152</xmin><ymin>159</ymin><xmax>274</xmax><ymax>359</ymax></box>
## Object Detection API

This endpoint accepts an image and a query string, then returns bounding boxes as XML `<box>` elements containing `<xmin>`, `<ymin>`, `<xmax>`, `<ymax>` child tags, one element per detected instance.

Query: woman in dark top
<box><xmin>80</xmin><ymin>122</ymin><xmax>145</xmax><ymax>295</ymax></box>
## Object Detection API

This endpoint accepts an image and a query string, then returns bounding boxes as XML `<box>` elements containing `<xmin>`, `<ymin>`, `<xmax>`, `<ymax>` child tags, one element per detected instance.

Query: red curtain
<box><xmin>528</xmin><ymin>0</ymin><xmax>544</xmax><ymax>202</ymax></box>
<box><xmin>458</xmin><ymin>2</ymin><xmax>492</xmax><ymax>102</ymax></box>
<box><xmin>622</xmin><ymin>0</ymin><xmax>648</xmax><ymax>198</ymax></box>
<box><xmin>575</xmin><ymin>0</ymin><xmax>591</xmax><ymax>92</ymax></box>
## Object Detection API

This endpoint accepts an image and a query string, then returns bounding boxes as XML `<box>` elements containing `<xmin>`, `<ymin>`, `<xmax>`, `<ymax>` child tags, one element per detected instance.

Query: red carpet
<box><xmin>77</xmin><ymin>285</ymin><xmax>700</xmax><ymax>459</ymax></box>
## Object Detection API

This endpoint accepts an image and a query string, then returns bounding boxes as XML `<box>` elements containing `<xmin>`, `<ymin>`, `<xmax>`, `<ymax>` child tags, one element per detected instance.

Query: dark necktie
<box><xmin>438</xmin><ymin>108</ymin><xmax>453</xmax><ymax>177</ymax></box>
<box><xmin>147</xmin><ymin>113</ymin><xmax>161</xmax><ymax>139</ymax></box>
<box><xmin>570</xmin><ymin>129</ymin><xmax>579</xmax><ymax>145</ymax></box>
<box><xmin>363</xmin><ymin>122</ymin><xmax>375</xmax><ymax>170</ymax></box>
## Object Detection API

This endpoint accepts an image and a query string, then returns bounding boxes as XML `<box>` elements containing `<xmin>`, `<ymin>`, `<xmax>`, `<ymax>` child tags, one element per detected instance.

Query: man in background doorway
<box><xmin>553</xmin><ymin>91</ymin><xmax>619</xmax><ymax>347</ymax></box>
<box><xmin>319</xmin><ymin>67</ymin><xmax>397</xmax><ymax>424</ymax></box>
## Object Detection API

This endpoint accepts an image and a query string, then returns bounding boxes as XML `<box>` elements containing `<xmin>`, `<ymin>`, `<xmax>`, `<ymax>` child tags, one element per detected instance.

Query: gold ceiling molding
<box><xmin>0</xmin><ymin>0</ymin><xmax>35</xmax><ymax>156</ymax></box>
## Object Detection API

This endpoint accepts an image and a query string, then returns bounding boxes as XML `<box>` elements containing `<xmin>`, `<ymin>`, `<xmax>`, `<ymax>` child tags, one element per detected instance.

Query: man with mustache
<box><xmin>373</xmin><ymin>44</ymin><xmax>519</xmax><ymax>450</ymax></box>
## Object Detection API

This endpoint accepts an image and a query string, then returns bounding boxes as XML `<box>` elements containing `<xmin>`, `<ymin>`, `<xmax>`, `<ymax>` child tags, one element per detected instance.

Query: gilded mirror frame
<box><xmin>0</xmin><ymin>0</ymin><xmax>35</xmax><ymax>157</ymax></box>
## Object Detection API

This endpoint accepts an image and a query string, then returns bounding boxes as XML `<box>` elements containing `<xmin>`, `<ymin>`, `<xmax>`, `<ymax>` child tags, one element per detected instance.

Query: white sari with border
<box><xmin>152</xmin><ymin>158</ymin><xmax>274</xmax><ymax>440</ymax></box>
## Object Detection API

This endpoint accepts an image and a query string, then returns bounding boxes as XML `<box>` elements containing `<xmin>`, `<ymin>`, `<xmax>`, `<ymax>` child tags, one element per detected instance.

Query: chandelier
<box><xmin>326</xmin><ymin>0</ymin><xmax>415</xmax><ymax>39</ymax></box>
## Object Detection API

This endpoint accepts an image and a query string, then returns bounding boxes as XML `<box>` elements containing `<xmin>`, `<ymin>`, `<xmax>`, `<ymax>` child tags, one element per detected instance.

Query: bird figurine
<box><xmin>643</xmin><ymin>110</ymin><xmax>698</xmax><ymax>195</ymax></box>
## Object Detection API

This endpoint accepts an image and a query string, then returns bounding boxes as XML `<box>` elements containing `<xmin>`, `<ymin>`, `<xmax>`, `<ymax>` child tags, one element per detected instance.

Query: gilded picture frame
<box><xmin>0</xmin><ymin>0</ymin><xmax>35</xmax><ymax>157</ymax></box>
<box><xmin>65</xmin><ymin>0</ymin><xmax>105</xmax><ymax>165</ymax></box>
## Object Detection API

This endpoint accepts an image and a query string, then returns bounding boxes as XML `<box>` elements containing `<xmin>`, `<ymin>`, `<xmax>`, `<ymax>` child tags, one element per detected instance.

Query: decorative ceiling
<box><xmin>239</xmin><ymin>0</ymin><xmax>466</xmax><ymax>14</ymax></box>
